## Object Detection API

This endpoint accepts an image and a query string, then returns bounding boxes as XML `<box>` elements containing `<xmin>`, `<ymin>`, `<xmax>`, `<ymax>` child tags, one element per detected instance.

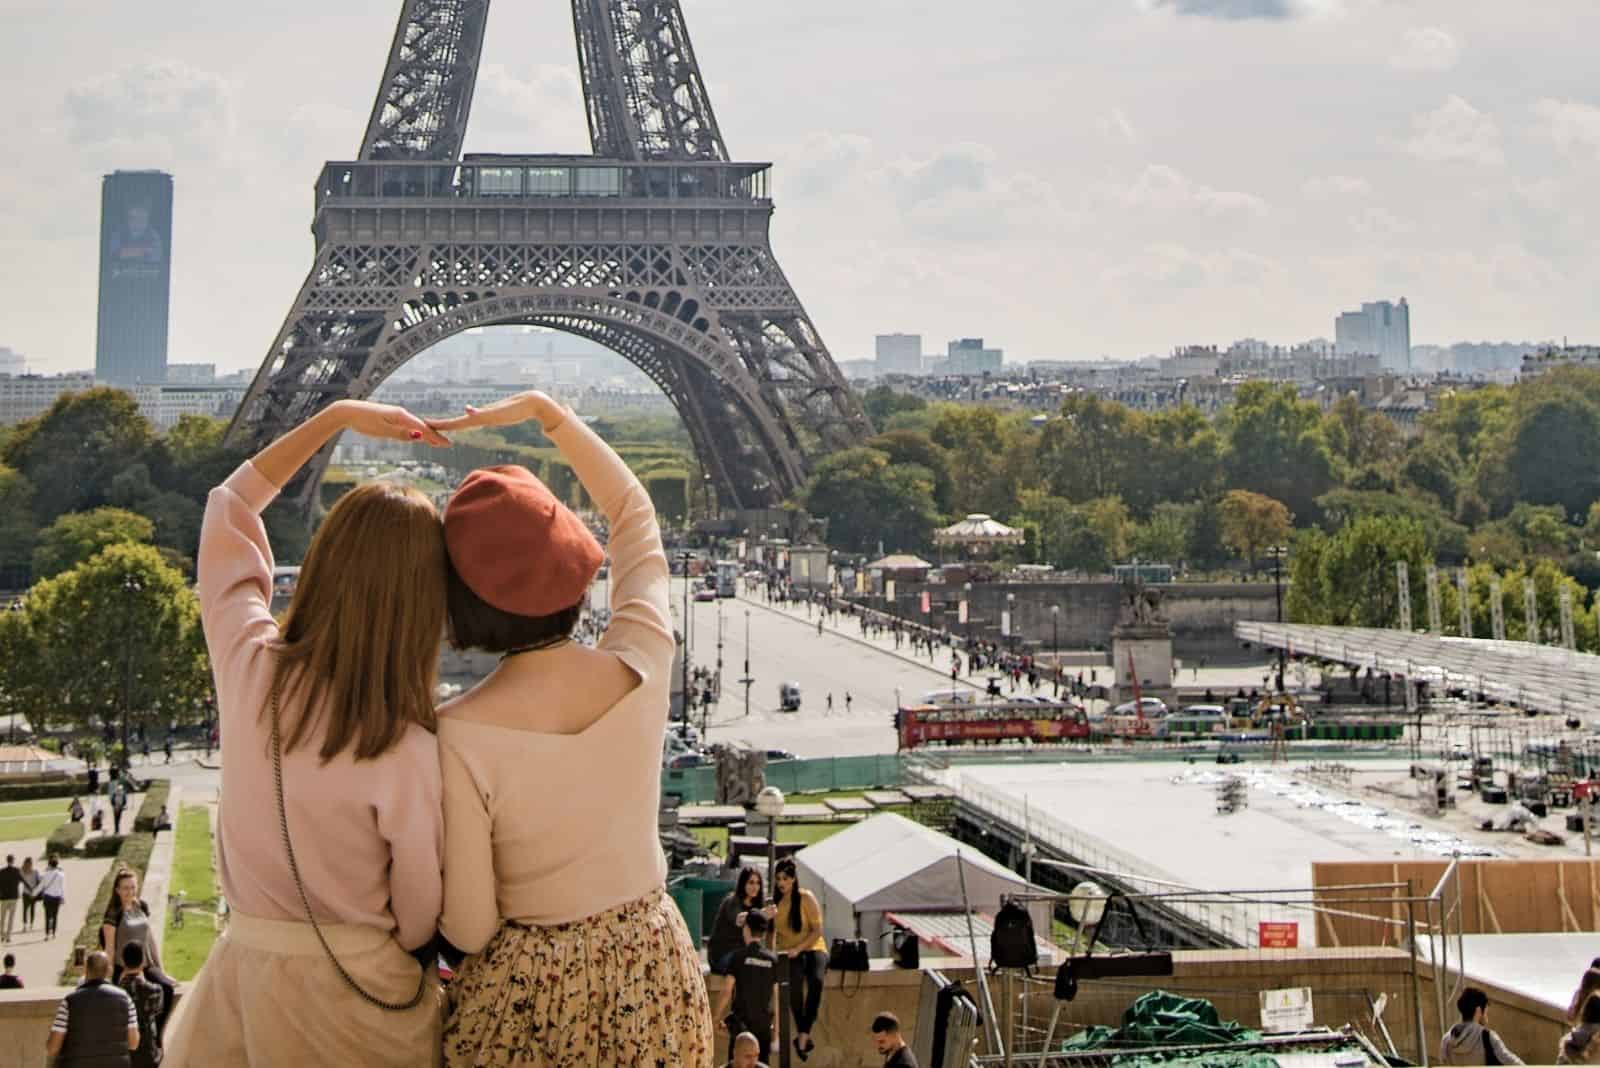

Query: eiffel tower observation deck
<box><xmin>230</xmin><ymin>0</ymin><xmax>870</xmax><ymax>513</ymax></box>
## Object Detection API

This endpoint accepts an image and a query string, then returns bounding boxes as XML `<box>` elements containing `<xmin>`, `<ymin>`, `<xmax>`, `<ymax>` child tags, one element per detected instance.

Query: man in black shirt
<box><xmin>0</xmin><ymin>855</ymin><xmax>21</xmax><ymax>943</ymax></box>
<box><xmin>712</xmin><ymin>911</ymin><xmax>779</xmax><ymax>1065</ymax></box>
<box><xmin>872</xmin><ymin>1011</ymin><xmax>919</xmax><ymax>1067</ymax></box>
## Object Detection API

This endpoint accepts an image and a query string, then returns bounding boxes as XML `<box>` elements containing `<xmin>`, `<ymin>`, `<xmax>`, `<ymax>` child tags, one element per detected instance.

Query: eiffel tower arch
<box><xmin>227</xmin><ymin>0</ymin><xmax>871</xmax><ymax>512</ymax></box>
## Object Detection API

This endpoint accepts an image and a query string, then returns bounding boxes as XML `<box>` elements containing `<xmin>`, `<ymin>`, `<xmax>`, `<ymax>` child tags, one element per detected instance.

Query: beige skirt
<box><xmin>163</xmin><ymin>910</ymin><xmax>443</xmax><ymax>1067</ymax></box>
<box><xmin>443</xmin><ymin>886</ymin><xmax>714</xmax><ymax>1068</ymax></box>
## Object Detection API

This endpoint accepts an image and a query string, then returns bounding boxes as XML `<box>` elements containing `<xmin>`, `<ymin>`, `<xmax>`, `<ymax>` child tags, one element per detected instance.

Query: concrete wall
<box><xmin>880</xmin><ymin>581</ymin><xmax>1278</xmax><ymax>662</ymax></box>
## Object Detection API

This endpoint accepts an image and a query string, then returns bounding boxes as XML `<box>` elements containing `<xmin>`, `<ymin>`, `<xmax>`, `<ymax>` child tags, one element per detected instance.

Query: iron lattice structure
<box><xmin>229</xmin><ymin>0</ymin><xmax>869</xmax><ymax>511</ymax></box>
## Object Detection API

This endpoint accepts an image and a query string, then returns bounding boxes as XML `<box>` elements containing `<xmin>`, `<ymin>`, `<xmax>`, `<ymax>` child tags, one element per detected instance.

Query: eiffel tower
<box><xmin>227</xmin><ymin>0</ymin><xmax>871</xmax><ymax>512</ymax></box>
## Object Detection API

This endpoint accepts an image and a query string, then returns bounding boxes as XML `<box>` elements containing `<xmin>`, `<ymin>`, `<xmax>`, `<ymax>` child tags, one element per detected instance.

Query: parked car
<box><xmin>667</xmin><ymin>751</ymin><xmax>709</xmax><ymax>769</ymax></box>
<box><xmin>694</xmin><ymin>586</ymin><xmax>718</xmax><ymax>602</ymax></box>
<box><xmin>1112</xmin><ymin>697</ymin><xmax>1170</xmax><ymax>718</ymax></box>
<box><xmin>765</xmin><ymin>748</ymin><xmax>797</xmax><ymax>762</ymax></box>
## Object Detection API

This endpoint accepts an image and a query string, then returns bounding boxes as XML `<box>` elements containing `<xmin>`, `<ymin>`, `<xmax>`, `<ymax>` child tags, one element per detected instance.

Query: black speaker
<box><xmin>892</xmin><ymin>929</ymin><xmax>920</xmax><ymax>969</ymax></box>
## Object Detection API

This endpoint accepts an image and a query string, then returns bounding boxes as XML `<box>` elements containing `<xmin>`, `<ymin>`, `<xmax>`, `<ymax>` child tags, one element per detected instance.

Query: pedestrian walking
<box><xmin>1439</xmin><ymin>987</ymin><xmax>1524</xmax><ymax>1065</ymax></box>
<box><xmin>0</xmin><ymin>856</ymin><xmax>20</xmax><ymax>943</ymax></box>
<box><xmin>826</xmin><ymin>693</ymin><xmax>833</xmax><ymax>713</ymax></box>
<box><xmin>871</xmin><ymin>1011</ymin><xmax>919</xmax><ymax>1066</ymax></box>
<box><xmin>845</xmin><ymin>692</ymin><xmax>853</xmax><ymax>713</ymax></box>
<box><xmin>117</xmin><ymin>942</ymin><xmax>165</xmax><ymax>1068</ymax></box>
<box><xmin>47</xmin><ymin>951</ymin><xmax>140</xmax><ymax>1066</ymax></box>
<box><xmin>37</xmin><ymin>856</ymin><xmax>65</xmax><ymax>938</ymax></box>
<box><xmin>712</xmin><ymin>911</ymin><xmax>780</xmax><ymax>1065</ymax></box>
<box><xmin>19</xmin><ymin>857</ymin><xmax>39</xmax><ymax>931</ymax></box>
<box><xmin>162</xmin><ymin>398</ymin><xmax>450</xmax><ymax>1066</ymax></box>
<box><xmin>430</xmin><ymin>392</ymin><xmax>714</xmax><ymax>1067</ymax></box>
<box><xmin>163</xmin><ymin>737</ymin><xmax>173</xmax><ymax>765</ymax></box>
<box><xmin>110</xmin><ymin>778</ymin><xmax>129</xmax><ymax>836</ymax></box>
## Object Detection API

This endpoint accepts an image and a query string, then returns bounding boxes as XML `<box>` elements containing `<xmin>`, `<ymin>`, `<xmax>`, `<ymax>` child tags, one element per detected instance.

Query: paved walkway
<box><xmin>1</xmin><ymin>791</ymin><xmax>145</xmax><ymax>988</ymax></box>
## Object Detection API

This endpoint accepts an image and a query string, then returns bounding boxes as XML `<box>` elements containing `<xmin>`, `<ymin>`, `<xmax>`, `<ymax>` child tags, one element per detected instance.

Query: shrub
<box><xmin>0</xmin><ymin>776</ymin><xmax>90</xmax><ymax>802</ymax></box>
<box><xmin>81</xmin><ymin>835</ymin><xmax>126</xmax><ymax>859</ymax></box>
<box><xmin>45</xmin><ymin>820</ymin><xmax>85</xmax><ymax>856</ymax></box>
<box><xmin>59</xmin><ymin>831</ymin><xmax>155</xmax><ymax>984</ymax></box>
<box><xmin>134</xmin><ymin>779</ymin><xmax>171</xmax><ymax>833</ymax></box>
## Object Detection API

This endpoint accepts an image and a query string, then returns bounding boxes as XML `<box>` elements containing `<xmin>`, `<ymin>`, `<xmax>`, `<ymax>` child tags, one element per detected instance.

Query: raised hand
<box><xmin>424</xmin><ymin>391</ymin><xmax>563</xmax><ymax>434</ymax></box>
<box><xmin>338</xmin><ymin>400</ymin><xmax>451</xmax><ymax>446</ymax></box>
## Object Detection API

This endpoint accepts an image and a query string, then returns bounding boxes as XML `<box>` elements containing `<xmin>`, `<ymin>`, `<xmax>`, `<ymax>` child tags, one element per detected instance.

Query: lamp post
<box><xmin>740</xmin><ymin>609</ymin><xmax>753</xmax><ymax>718</ymax></box>
<box><xmin>755</xmin><ymin>786</ymin><xmax>786</xmax><ymax>906</ymax></box>
<box><xmin>1006</xmin><ymin>592</ymin><xmax>1016</xmax><ymax>653</ymax></box>
<box><xmin>678</xmin><ymin>551</ymin><xmax>693</xmax><ymax>732</ymax></box>
<box><xmin>1051</xmin><ymin>605</ymin><xmax>1060</xmax><ymax>697</ymax></box>
<box><xmin>963</xmin><ymin>582</ymin><xmax>973</xmax><ymax>648</ymax></box>
<box><xmin>120</xmin><ymin>575</ymin><xmax>143</xmax><ymax>775</ymax></box>
<box><xmin>1267</xmin><ymin>545</ymin><xmax>1287</xmax><ymax>692</ymax></box>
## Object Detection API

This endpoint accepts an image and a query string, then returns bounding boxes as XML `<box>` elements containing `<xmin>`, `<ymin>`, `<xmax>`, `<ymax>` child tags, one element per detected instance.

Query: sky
<box><xmin>3</xmin><ymin>0</ymin><xmax>1599</xmax><ymax>374</ymax></box>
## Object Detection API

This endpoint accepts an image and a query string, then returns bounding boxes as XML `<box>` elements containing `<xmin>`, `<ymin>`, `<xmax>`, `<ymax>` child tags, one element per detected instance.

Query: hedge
<box><xmin>58</xmin><ymin>831</ymin><xmax>155</xmax><ymax>984</ymax></box>
<box><xmin>134</xmin><ymin>779</ymin><xmax>172</xmax><ymax>833</ymax></box>
<box><xmin>0</xmin><ymin>776</ymin><xmax>90</xmax><ymax>803</ymax></box>
<box><xmin>81</xmin><ymin>835</ymin><xmax>126</xmax><ymax>859</ymax></box>
<box><xmin>45</xmin><ymin>820</ymin><xmax>86</xmax><ymax>856</ymax></box>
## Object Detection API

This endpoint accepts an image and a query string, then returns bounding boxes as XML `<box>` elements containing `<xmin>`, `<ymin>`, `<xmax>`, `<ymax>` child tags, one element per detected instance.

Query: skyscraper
<box><xmin>1334</xmin><ymin>298</ymin><xmax>1410</xmax><ymax>373</ymax></box>
<box><xmin>95</xmin><ymin>170</ymin><xmax>173</xmax><ymax>386</ymax></box>
<box><xmin>874</xmin><ymin>333</ymin><xmax>923</xmax><ymax>374</ymax></box>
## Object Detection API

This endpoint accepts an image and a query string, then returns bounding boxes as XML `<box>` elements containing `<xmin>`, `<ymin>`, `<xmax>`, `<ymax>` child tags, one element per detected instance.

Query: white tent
<box><xmin>794</xmin><ymin>812</ymin><xmax>1052</xmax><ymax>958</ymax></box>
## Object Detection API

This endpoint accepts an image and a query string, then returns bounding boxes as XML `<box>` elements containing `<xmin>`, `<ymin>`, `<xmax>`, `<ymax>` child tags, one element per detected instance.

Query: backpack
<box><xmin>990</xmin><ymin>899</ymin><xmax>1037</xmax><ymax>971</ymax></box>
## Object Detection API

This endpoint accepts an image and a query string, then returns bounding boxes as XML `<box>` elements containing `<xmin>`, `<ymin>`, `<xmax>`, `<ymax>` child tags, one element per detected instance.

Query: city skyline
<box><xmin>4</xmin><ymin>0</ymin><xmax>1598</xmax><ymax>375</ymax></box>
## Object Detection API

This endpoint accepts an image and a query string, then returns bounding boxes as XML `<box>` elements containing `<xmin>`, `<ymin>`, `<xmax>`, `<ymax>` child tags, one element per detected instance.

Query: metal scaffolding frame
<box><xmin>1237</xmin><ymin>621</ymin><xmax>1600</xmax><ymax>719</ymax></box>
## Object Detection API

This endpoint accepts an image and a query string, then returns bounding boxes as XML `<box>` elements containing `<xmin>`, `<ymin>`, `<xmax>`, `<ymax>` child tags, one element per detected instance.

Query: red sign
<box><xmin>920</xmin><ymin>591</ymin><xmax>931</xmax><ymax>614</ymax></box>
<box><xmin>1259</xmin><ymin>922</ymin><xmax>1299</xmax><ymax>949</ymax></box>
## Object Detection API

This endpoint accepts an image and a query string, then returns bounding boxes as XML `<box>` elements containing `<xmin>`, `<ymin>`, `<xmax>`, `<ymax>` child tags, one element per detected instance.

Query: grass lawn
<box><xmin>691</xmin><ymin>821</ymin><xmax>852</xmax><ymax>858</ymax></box>
<box><xmin>0</xmin><ymin>798</ymin><xmax>73</xmax><ymax>842</ymax></box>
<box><xmin>162</xmin><ymin>803</ymin><xmax>220</xmax><ymax>981</ymax></box>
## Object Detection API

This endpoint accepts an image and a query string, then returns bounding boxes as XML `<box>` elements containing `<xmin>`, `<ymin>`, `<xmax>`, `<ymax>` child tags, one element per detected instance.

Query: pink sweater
<box><xmin>438</xmin><ymin>414</ymin><xmax>673</xmax><ymax>948</ymax></box>
<box><xmin>197</xmin><ymin>462</ymin><xmax>443</xmax><ymax>951</ymax></box>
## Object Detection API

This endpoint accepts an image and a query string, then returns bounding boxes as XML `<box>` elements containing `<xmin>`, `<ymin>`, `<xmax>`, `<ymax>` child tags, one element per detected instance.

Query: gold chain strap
<box><xmin>270</xmin><ymin>682</ymin><xmax>428</xmax><ymax>1011</ymax></box>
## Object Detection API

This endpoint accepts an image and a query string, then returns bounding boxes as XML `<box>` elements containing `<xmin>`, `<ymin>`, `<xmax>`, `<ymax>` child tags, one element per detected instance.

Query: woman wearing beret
<box><xmin>428</xmin><ymin>391</ymin><xmax>714</xmax><ymax>1068</ymax></box>
<box><xmin>165</xmin><ymin>401</ymin><xmax>451</xmax><ymax>1066</ymax></box>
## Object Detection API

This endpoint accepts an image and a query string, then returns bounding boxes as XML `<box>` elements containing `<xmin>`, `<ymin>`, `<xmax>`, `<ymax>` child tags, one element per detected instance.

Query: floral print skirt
<box><xmin>444</xmin><ymin>886</ymin><xmax>714</xmax><ymax>1068</ymax></box>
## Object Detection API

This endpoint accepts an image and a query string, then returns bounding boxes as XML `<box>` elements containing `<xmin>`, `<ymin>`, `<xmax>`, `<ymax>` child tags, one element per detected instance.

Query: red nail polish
<box><xmin>409</xmin><ymin>430</ymin><xmax>422</xmax><ymax>439</ymax></box>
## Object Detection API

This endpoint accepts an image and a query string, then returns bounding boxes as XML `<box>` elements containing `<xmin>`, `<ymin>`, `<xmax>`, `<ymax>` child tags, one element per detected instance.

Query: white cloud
<box><xmin>64</xmin><ymin>62</ymin><xmax>235</xmax><ymax>163</ymax></box>
<box><xmin>778</xmin><ymin>131</ymin><xmax>874</xmax><ymax>197</ymax></box>
<box><xmin>1302</xmin><ymin>174</ymin><xmax>1371</xmax><ymax>198</ymax></box>
<box><xmin>877</xmin><ymin>143</ymin><xmax>1078</xmax><ymax>241</ymax></box>
<box><xmin>1137</xmin><ymin>0</ymin><xmax>1344</xmax><ymax>19</ymax></box>
<box><xmin>1532</xmin><ymin>98</ymin><xmax>1600</xmax><ymax>158</ymax></box>
<box><xmin>1118</xmin><ymin>164</ymin><xmax>1268</xmax><ymax>217</ymax></box>
<box><xmin>472</xmin><ymin>63</ymin><xmax>589</xmax><ymax>152</ymax></box>
<box><xmin>1402</xmin><ymin>96</ymin><xmax>1502</xmax><ymax>165</ymax></box>
<box><xmin>1389</xmin><ymin>27</ymin><xmax>1460</xmax><ymax>72</ymax></box>
<box><xmin>1102</xmin><ymin>244</ymin><xmax>1278</xmax><ymax>291</ymax></box>
<box><xmin>1097</xmin><ymin>109</ymin><xmax>1141</xmax><ymax>146</ymax></box>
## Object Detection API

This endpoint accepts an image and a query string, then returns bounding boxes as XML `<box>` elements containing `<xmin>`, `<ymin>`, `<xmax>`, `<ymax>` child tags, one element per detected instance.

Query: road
<box><xmin>668</xmin><ymin>579</ymin><xmax>979</xmax><ymax>758</ymax></box>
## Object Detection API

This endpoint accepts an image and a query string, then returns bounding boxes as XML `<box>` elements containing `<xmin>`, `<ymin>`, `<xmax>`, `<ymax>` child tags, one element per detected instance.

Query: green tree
<box><xmin>1311</xmin><ymin>515</ymin><xmax>1430</xmax><ymax>628</ymax></box>
<box><xmin>803</xmin><ymin>448</ymin><xmax>939</xmax><ymax>554</ymax></box>
<box><xmin>1220</xmin><ymin>382</ymin><xmax>1336</xmax><ymax>522</ymax></box>
<box><xmin>1218</xmin><ymin>489</ymin><xmax>1292</xmax><ymax>571</ymax></box>
<box><xmin>1</xmin><ymin>387</ymin><xmax>153</xmax><ymax>524</ymax></box>
<box><xmin>865</xmin><ymin>430</ymin><xmax>954</xmax><ymax>512</ymax></box>
<box><xmin>1399</xmin><ymin>438</ymin><xmax>1464</xmax><ymax>512</ymax></box>
<box><xmin>19</xmin><ymin>542</ymin><xmax>210</xmax><ymax>733</ymax></box>
<box><xmin>32</xmin><ymin>507</ymin><xmax>156</xmax><ymax>580</ymax></box>
<box><xmin>1132</xmin><ymin>503</ymin><xmax>1191</xmax><ymax>564</ymax></box>
<box><xmin>860</xmin><ymin>386</ymin><xmax>924</xmax><ymax>428</ymax></box>
<box><xmin>0</xmin><ymin>464</ymin><xmax>36</xmax><ymax>579</ymax></box>
<box><xmin>1505</xmin><ymin>391</ymin><xmax>1600</xmax><ymax>520</ymax></box>
<box><xmin>1315</xmin><ymin>488</ymin><xmax>1469</xmax><ymax>562</ymax></box>
<box><xmin>1037</xmin><ymin>393</ymin><xmax>1139</xmax><ymax>503</ymax></box>
<box><xmin>928</xmin><ymin>405</ymin><xmax>1029</xmax><ymax>517</ymax></box>
<box><xmin>1084</xmin><ymin>497</ymin><xmax>1132</xmax><ymax>564</ymax></box>
<box><xmin>1322</xmin><ymin>393</ymin><xmax>1404</xmax><ymax>474</ymax></box>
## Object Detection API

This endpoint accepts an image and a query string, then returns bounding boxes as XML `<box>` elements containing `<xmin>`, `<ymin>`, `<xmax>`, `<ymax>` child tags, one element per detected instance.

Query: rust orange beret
<box><xmin>444</xmin><ymin>465</ymin><xmax>603</xmax><ymax>617</ymax></box>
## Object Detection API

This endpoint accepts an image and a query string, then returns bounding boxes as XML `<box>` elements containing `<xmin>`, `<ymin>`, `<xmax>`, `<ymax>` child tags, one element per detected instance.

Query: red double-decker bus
<box><xmin>895</xmin><ymin>701</ymin><xmax>1091</xmax><ymax>750</ymax></box>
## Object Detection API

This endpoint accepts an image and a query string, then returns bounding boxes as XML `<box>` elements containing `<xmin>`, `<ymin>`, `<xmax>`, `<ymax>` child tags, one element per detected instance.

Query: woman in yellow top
<box><xmin>771</xmin><ymin>858</ymin><xmax>827</xmax><ymax>1061</ymax></box>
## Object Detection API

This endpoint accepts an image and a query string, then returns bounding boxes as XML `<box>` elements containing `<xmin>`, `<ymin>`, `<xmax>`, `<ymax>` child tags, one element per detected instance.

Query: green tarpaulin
<box><xmin>1061</xmin><ymin>990</ymin><xmax>1273</xmax><ymax>1066</ymax></box>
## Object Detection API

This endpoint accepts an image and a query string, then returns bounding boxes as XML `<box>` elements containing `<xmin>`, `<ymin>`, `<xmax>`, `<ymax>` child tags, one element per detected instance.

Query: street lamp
<box><xmin>678</xmin><ymin>551</ymin><xmax>694</xmax><ymax>734</ymax></box>
<box><xmin>1006</xmin><ymin>592</ymin><xmax>1016</xmax><ymax>653</ymax></box>
<box><xmin>121</xmin><ymin>575</ymin><xmax>143</xmax><ymax>774</ymax></box>
<box><xmin>1051</xmin><ymin>605</ymin><xmax>1060</xmax><ymax>697</ymax></box>
<box><xmin>1267</xmin><ymin>545</ymin><xmax>1288</xmax><ymax>692</ymax></box>
<box><xmin>755</xmin><ymin>786</ymin><xmax>786</xmax><ymax>894</ymax></box>
<box><xmin>740</xmin><ymin>609</ymin><xmax>754</xmax><ymax>718</ymax></box>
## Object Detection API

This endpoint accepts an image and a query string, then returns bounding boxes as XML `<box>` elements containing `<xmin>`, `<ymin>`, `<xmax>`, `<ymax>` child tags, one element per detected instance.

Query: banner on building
<box><xmin>920</xmin><ymin>591</ymin><xmax>930</xmax><ymax>614</ymax></box>
<box><xmin>1001</xmin><ymin>610</ymin><xmax>1011</xmax><ymax>637</ymax></box>
<box><xmin>886</xmin><ymin>579</ymin><xmax>896</xmax><ymax>602</ymax></box>
<box><xmin>958</xmin><ymin>600</ymin><xmax>969</xmax><ymax>624</ymax></box>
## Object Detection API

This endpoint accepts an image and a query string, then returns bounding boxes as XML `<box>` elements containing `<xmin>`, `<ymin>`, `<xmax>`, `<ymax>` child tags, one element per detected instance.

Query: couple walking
<box><xmin>163</xmin><ymin>393</ymin><xmax>713</xmax><ymax>1066</ymax></box>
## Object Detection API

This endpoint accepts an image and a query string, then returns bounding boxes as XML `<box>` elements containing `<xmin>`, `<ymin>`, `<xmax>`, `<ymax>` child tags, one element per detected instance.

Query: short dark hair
<box><xmin>744</xmin><ymin>910</ymin><xmax>769</xmax><ymax>936</ymax></box>
<box><xmin>2</xmin><ymin>953</ymin><xmax>13</xmax><ymax>969</ymax></box>
<box><xmin>1458</xmin><ymin>987</ymin><xmax>1488</xmax><ymax>1021</ymax></box>
<box><xmin>872</xmin><ymin>1012</ymin><xmax>902</xmax><ymax>1034</ymax></box>
<box><xmin>1585</xmin><ymin>995</ymin><xmax>1600</xmax><ymax>1027</ymax></box>
<box><xmin>121</xmin><ymin>941</ymin><xmax>145</xmax><ymax>969</ymax></box>
<box><xmin>446</xmin><ymin>560</ymin><xmax>582</xmax><ymax>653</ymax></box>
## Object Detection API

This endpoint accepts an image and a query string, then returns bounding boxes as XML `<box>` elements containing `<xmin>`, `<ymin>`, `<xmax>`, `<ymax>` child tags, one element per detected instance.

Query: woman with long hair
<box><xmin>428</xmin><ymin>391</ymin><xmax>713</xmax><ymax>1067</ymax></box>
<box><xmin>708</xmin><ymin>867</ymin><xmax>768</xmax><ymax>976</ymax></box>
<box><xmin>771</xmin><ymin>858</ymin><xmax>828</xmax><ymax>1061</ymax></box>
<box><xmin>100</xmin><ymin>868</ymin><xmax>176</xmax><ymax>1023</ymax></box>
<box><xmin>164</xmin><ymin>401</ymin><xmax>451</xmax><ymax>1066</ymax></box>
<box><xmin>1574</xmin><ymin>967</ymin><xmax>1600</xmax><ymax>1027</ymax></box>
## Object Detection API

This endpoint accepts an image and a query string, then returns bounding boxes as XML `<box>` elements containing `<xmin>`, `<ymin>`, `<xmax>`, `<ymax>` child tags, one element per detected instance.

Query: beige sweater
<box><xmin>438</xmin><ymin>412</ymin><xmax>673</xmax><ymax>950</ymax></box>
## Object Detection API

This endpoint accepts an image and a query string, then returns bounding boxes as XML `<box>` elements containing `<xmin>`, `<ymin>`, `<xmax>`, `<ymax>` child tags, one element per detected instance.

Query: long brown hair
<box><xmin>1572</xmin><ymin>968</ymin><xmax>1600</xmax><ymax>1023</ymax></box>
<box><xmin>775</xmin><ymin>857</ymin><xmax>804</xmax><ymax>933</ymax></box>
<box><xmin>271</xmin><ymin>482</ymin><xmax>447</xmax><ymax>762</ymax></box>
